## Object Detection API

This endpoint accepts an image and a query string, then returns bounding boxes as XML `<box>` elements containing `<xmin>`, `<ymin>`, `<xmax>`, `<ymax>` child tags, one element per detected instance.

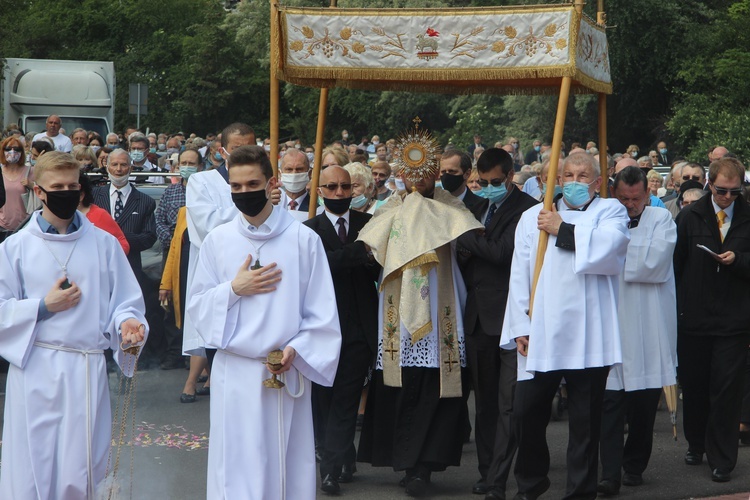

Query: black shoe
<box><xmin>339</xmin><ymin>463</ymin><xmax>356</xmax><ymax>483</ymax></box>
<box><xmin>180</xmin><ymin>393</ymin><xmax>197</xmax><ymax>403</ymax></box>
<box><xmin>473</xmin><ymin>478</ymin><xmax>490</xmax><ymax>494</ymax></box>
<box><xmin>711</xmin><ymin>468</ymin><xmax>731</xmax><ymax>482</ymax></box>
<box><xmin>160</xmin><ymin>355</ymin><xmax>185</xmax><ymax>370</ymax></box>
<box><xmin>405</xmin><ymin>476</ymin><xmax>428</xmax><ymax>497</ymax></box>
<box><xmin>197</xmin><ymin>374</ymin><xmax>208</xmax><ymax>383</ymax></box>
<box><xmin>684</xmin><ymin>450</ymin><xmax>703</xmax><ymax>465</ymax></box>
<box><xmin>321</xmin><ymin>474</ymin><xmax>340</xmax><ymax>494</ymax></box>
<box><xmin>195</xmin><ymin>386</ymin><xmax>210</xmax><ymax>396</ymax></box>
<box><xmin>399</xmin><ymin>474</ymin><xmax>409</xmax><ymax>487</ymax></box>
<box><xmin>597</xmin><ymin>479</ymin><xmax>620</xmax><ymax>496</ymax></box>
<box><xmin>485</xmin><ymin>488</ymin><xmax>505</xmax><ymax>500</ymax></box>
<box><xmin>513</xmin><ymin>477</ymin><xmax>550</xmax><ymax>500</ymax></box>
<box><xmin>740</xmin><ymin>430</ymin><xmax>750</xmax><ymax>445</ymax></box>
<box><xmin>621</xmin><ymin>472</ymin><xmax>642</xmax><ymax>486</ymax></box>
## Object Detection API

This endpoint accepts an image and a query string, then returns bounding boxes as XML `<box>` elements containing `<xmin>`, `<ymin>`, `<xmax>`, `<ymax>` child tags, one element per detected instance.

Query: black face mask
<box><xmin>440</xmin><ymin>172</ymin><xmax>465</xmax><ymax>193</ymax></box>
<box><xmin>375</xmin><ymin>179</ymin><xmax>386</xmax><ymax>189</ymax></box>
<box><xmin>232</xmin><ymin>189</ymin><xmax>268</xmax><ymax>217</ymax></box>
<box><xmin>39</xmin><ymin>187</ymin><xmax>80</xmax><ymax>220</ymax></box>
<box><xmin>323</xmin><ymin>196</ymin><xmax>352</xmax><ymax>215</ymax></box>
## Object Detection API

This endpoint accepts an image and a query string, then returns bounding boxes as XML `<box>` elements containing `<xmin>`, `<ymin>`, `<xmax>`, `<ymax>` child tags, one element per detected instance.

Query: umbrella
<box><xmin>663</xmin><ymin>384</ymin><xmax>678</xmax><ymax>440</ymax></box>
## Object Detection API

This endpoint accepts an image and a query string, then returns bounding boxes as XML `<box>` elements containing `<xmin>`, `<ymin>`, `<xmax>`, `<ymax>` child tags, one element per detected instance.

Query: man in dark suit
<box><xmin>93</xmin><ymin>149</ymin><xmax>159</xmax><ymax>361</ymax></box>
<box><xmin>468</xmin><ymin>135</ymin><xmax>486</xmax><ymax>157</ymax></box>
<box><xmin>657</xmin><ymin>141</ymin><xmax>673</xmax><ymax>167</ymax></box>
<box><xmin>440</xmin><ymin>149</ymin><xmax>483</xmax><ymax>211</ymax></box>
<box><xmin>674</xmin><ymin>157</ymin><xmax>750</xmax><ymax>483</ymax></box>
<box><xmin>457</xmin><ymin>148</ymin><xmax>539</xmax><ymax>499</ymax></box>
<box><xmin>304</xmin><ymin>165</ymin><xmax>380</xmax><ymax>495</ymax></box>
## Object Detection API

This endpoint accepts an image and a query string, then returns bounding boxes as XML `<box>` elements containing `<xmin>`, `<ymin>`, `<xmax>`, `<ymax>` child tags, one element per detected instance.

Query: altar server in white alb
<box><xmin>597</xmin><ymin>166</ymin><xmax>678</xmax><ymax>496</ymax></box>
<box><xmin>187</xmin><ymin>145</ymin><xmax>341</xmax><ymax>500</ymax></box>
<box><xmin>0</xmin><ymin>151</ymin><xmax>148</xmax><ymax>499</ymax></box>
<box><xmin>500</xmin><ymin>152</ymin><xmax>630</xmax><ymax>500</ymax></box>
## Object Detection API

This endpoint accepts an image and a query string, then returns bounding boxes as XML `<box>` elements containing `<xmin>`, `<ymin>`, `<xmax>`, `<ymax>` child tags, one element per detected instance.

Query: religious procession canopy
<box><xmin>272</xmin><ymin>3</ymin><xmax>612</xmax><ymax>95</ymax></box>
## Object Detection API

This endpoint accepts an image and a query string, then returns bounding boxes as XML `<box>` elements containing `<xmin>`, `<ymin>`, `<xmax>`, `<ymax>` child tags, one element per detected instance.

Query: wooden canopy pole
<box><xmin>528</xmin><ymin>0</ymin><xmax>584</xmax><ymax>316</ymax></box>
<box><xmin>597</xmin><ymin>0</ymin><xmax>608</xmax><ymax>198</ymax></box>
<box><xmin>307</xmin><ymin>0</ymin><xmax>337</xmax><ymax>220</ymax></box>
<box><xmin>308</xmin><ymin>88</ymin><xmax>329</xmax><ymax>219</ymax></box>
<box><xmin>528</xmin><ymin>76</ymin><xmax>572</xmax><ymax>316</ymax></box>
<box><xmin>270</xmin><ymin>1</ymin><xmax>280</xmax><ymax>177</ymax></box>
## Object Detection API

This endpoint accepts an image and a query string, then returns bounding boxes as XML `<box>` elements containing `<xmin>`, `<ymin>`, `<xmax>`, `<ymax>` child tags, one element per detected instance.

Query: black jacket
<box><xmin>457</xmin><ymin>187</ymin><xmax>539</xmax><ymax>336</ymax></box>
<box><xmin>304</xmin><ymin>210</ymin><xmax>381</xmax><ymax>352</ymax></box>
<box><xmin>461</xmin><ymin>188</ymin><xmax>484</xmax><ymax>212</ymax></box>
<box><xmin>674</xmin><ymin>193</ymin><xmax>750</xmax><ymax>336</ymax></box>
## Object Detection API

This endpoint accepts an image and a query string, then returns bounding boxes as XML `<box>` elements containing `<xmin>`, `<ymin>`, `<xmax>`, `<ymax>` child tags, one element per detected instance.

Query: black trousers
<box><xmin>599</xmin><ymin>388</ymin><xmax>661</xmax><ymax>483</ymax></box>
<box><xmin>678</xmin><ymin>333</ymin><xmax>749</xmax><ymax>471</ymax></box>
<box><xmin>465</xmin><ymin>327</ymin><xmax>517</xmax><ymax>491</ymax></box>
<box><xmin>741</xmin><ymin>349</ymin><xmax>750</xmax><ymax>425</ymax></box>
<box><xmin>313</xmin><ymin>338</ymin><xmax>372</xmax><ymax>478</ymax></box>
<box><xmin>513</xmin><ymin>367</ymin><xmax>609</xmax><ymax>500</ymax></box>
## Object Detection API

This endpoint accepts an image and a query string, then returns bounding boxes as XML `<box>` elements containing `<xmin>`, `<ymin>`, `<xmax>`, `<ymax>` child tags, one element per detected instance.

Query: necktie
<box><xmin>484</xmin><ymin>203</ymin><xmax>497</xmax><ymax>227</ymax></box>
<box><xmin>337</xmin><ymin>217</ymin><xmax>347</xmax><ymax>244</ymax></box>
<box><xmin>717</xmin><ymin>210</ymin><xmax>727</xmax><ymax>241</ymax></box>
<box><xmin>289</xmin><ymin>200</ymin><xmax>297</xmax><ymax>210</ymax></box>
<box><xmin>114</xmin><ymin>190</ymin><xmax>124</xmax><ymax>219</ymax></box>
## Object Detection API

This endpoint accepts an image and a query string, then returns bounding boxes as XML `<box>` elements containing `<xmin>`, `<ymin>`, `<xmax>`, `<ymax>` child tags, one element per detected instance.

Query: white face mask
<box><xmin>110</xmin><ymin>172</ymin><xmax>130</xmax><ymax>188</ymax></box>
<box><xmin>281</xmin><ymin>172</ymin><xmax>309</xmax><ymax>193</ymax></box>
<box><xmin>394</xmin><ymin>178</ymin><xmax>406</xmax><ymax>191</ymax></box>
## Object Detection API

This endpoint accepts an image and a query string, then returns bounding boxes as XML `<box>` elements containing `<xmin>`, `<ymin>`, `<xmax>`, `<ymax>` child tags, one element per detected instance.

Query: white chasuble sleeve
<box><xmin>286</xmin><ymin>235</ymin><xmax>341</xmax><ymax>387</ymax></box>
<box><xmin>624</xmin><ymin>208</ymin><xmax>677</xmax><ymax>284</ymax></box>
<box><xmin>572</xmin><ymin>199</ymin><xmax>630</xmax><ymax>276</ymax></box>
<box><xmin>105</xmin><ymin>240</ymin><xmax>150</xmax><ymax>377</ymax></box>
<box><xmin>185</xmin><ymin>170</ymin><xmax>237</xmax><ymax>246</ymax></box>
<box><xmin>0</xmin><ymin>249</ymin><xmax>41</xmax><ymax>369</ymax></box>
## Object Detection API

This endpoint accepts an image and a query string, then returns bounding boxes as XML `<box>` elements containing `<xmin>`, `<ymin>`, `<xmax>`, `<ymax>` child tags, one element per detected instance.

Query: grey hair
<box><xmin>107</xmin><ymin>148</ymin><xmax>131</xmax><ymax>167</ymax></box>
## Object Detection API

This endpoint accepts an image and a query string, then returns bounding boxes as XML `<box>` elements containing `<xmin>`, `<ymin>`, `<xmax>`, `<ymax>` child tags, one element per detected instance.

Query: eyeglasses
<box><xmin>321</xmin><ymin>183</ymin><xmax>352</xmax><ymax>191</ymax></box>
<box><xmin>477</xmin><ymin>178</ymin><xmax>506</xmax><ymax>187</ymax></box>
<box><xmin>682</xmin><ymin>175</ymin><xmax>702</xmax><ymax>181</ymax></box>
<box><xmin>4</xmin><ymin>147</ymin><xmax>22</xmax><ymax>152</ymax></box>
<box><xmin>713</xmin><ymin>186</ymin><xmax>742</xmax><ymax>197</ymax></box>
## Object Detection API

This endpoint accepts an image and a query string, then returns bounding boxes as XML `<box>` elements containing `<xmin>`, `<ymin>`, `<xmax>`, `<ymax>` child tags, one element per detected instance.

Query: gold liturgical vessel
<box><xmin>263</xmin><ymin>349</ymin><xmax>285</xmax><ymax>389</ymax></box>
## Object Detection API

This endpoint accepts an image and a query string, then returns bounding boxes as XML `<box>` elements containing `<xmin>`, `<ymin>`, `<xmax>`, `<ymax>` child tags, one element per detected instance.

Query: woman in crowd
<box><xmin>96</xmin><ymin>146</ymin><xmax>112</xmax><ymax>173</ymax></box>
<box><xmin>72</xmin><ymin>145</ymin><xmax>98</xmax><ymax>171</ymax></box>
<box><xmin>647</xmin><ymin>169</ymin><xmax>664</xmax><ymax>197</ymax></box>
<box><xmin>88</xmin><ymin>134</ymin><xmax>104</xmax><ymax>152</ymax></box>
<box><xmin>321</xmin><ymin>145</ymin><xmax>349</xmax><ymax>169</ymax></box>
<box><xmin>345</xmin><ymin>162</ymin><xmax>377</xmax><ymax>214</ymax></box>
<box><xmin>77</xmin><ymin>172</ymin><xmax>129</xmax><ymax>254</ymax></box>
<box><xmin>467</xmin><ymin>167</ymin><xmax>481</xmax><ymax>192</ymax></box>
<box><xmin>0</xmin><ymin>136</ymin><xmax>30</xmax><ymax>242</ymax></box>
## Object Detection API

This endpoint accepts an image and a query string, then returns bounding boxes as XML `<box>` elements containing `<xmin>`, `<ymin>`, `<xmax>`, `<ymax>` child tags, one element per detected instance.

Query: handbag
<box><xmin>20</xmin><ymin>165</ymin><xmax>42</xmax><ymax>214</ymax></box>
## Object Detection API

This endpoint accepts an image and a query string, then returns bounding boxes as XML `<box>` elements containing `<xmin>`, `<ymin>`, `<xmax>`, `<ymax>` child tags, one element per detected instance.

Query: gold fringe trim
<box><xmin>410</xmin><ymin>321</ymin><xmax>433</xmax><ymax>345</ymax></box>
<box><xmin>280</xmin><ymin>4</ymin><xmax>574</xmax><ymax>17</ymax></box>
<box><xmin>379</xmin><ymin>252</ymin><xmax>440</xmax><ymax>291</ymax></box>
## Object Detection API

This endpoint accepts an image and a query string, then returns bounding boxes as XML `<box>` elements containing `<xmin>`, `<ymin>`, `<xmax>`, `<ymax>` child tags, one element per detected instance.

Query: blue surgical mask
<box><xmin>479</xmin><ymin>183</ymin><xmax>509</xmax><ymax>204</ymax></box>
<box><xmin>435</xmin><ymin>181</ymin><xmax>443</xmax><ymax>189</ymax></box>
<box><xmin>351</xmin><ymin>194</ymin><xmax>368</xmax><ymax>209</ymax></box>
<box><xmin>30</xmin><ymin>158</ymin><xmax>37</xmax><ymax>166</ymax></box>
<box><xmin>130</xmin><ymin>150</ymin><xmax>145</xmax><ymax>163</ymax></box>
<box><xmin>541</xmin><ymin>184</ymin><xmax>563</xmax><ymax>197</ymax></box>
<box><xmin>179</xmin><ymin>166</ymin><xmax>198</xmax><ymax>180</ymax></box>
<box><xmin>659</xmin><ymin>148</ymin><xmax>668</xmax><ymax>155</ymax></box>
<box><xmin>149</xmin><ymin>147</ymin><xmax>157</xmax><ymax>154</ymax></box>
<box><xmin>214</xmin><ymin>152</ymin><xmax>223</xmax><ymax>161</ymax></box>
<box><xmin>395</xmin><ymin>178</ymin><xmax>406</xmax><ymax>191</ymax></box>
<box><xmin>534</xmin><ymin>145</ymin><xmax>541</xmax><ymax>152</ymax></box>
<box><xmin>563</xmin><ymin>180</ymin><xmax>595</xmax><ymax>207</ymax></box>
<box><xmin>91</xmin><ymin>146</ymin><xmax>101</xmax><ymax>153</ymax></box>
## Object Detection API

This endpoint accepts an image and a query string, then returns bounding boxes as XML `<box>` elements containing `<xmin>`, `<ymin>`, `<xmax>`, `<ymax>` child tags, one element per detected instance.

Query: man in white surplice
<box><xmin>597</xmin><ymin>166</ymin><xmax>678</xmax><ymax>496</ymax></box>
<box><xmin>500</xmin><ymin>152</ymin><xmax>630</xmax><ymax>500</ymax></box>
<box><xmin>187</xmin><ymin>145</ymin><xmax>341</xmax><ymax>500</ymax></box>
<box><xmin>0</xmin><ymin>151</ymin><xmax>147</xmax><ymax>499</ymax></box>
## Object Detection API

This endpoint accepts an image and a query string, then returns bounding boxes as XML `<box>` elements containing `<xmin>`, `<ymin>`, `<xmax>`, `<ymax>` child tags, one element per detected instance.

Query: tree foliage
<box><xmin>0</xmin><ymin>0</ymin><xmax>747</xmax><ymax>161</ymax></box>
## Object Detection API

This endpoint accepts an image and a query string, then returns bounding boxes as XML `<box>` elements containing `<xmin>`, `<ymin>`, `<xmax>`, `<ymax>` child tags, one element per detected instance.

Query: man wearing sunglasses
<box><xmin>31</xmin><ymin>115</ymin><xmax>72</xmax><ymax>153</ymax></box>
<box><xmin>456</xmin><ymin>148</ymin><xmax>539</xmax><ymax>498</ymax></box>
<box><xmin>674</xmin><ymin>157</ymin><xmax>750</xmax><ymax>484</ymax></box>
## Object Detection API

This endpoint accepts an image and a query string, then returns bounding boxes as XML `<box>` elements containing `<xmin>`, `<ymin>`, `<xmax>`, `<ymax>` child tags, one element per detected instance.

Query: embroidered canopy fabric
<box><xmin>273</xmin><ymin>3</ymin><xmax>612</xmax><ymax>95</ymax></box>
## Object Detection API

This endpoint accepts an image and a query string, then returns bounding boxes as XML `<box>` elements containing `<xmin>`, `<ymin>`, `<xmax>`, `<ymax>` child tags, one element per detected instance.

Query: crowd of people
<box><xmin>0</xmin><ymin>115</ymin><xmax>749</xmax><ymax>500</ymax></box>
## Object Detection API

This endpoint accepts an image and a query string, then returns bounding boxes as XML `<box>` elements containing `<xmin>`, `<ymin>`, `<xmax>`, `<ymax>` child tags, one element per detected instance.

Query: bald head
<box><xmin>319</xmin><ymin>165</ymin><xmax>350</xmax><ymax>185</ymax></box>
<box><xmin>615</xmin><ymin>157</ymin><xmax>638</xmax><ymax>174</ymax></box>
<box><xmin>569</xmin><ymin>147</ymin><xmax>587</xmax><ymax>155</ymax></box>
<box><xmin>711</xmin><ymin>146</ymin><xmax>729</xmax><ymax>161</ymax></box>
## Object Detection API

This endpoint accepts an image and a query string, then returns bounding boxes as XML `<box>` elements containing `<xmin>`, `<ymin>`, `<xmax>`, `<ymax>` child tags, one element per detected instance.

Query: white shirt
<box><xmin>32</xmin><ymin>132</ymin><xmax>72</xmax><ymax>153</ymax></box>
<box><xmin>242</xmin><ymin>205</ymin><xmax>277</xmax><ymax>235</ymax></box>
<box><xmin>286</xmin><ymin>192</ymin><xmax>308</xmax><ymax>210</ymax></box>
<box><xmin>109</xmin><ymin>183</ymin><xmax>132</xmax><ymax>217</ymax></box>
<box><xmin>324</xmin><ymin>209</ymin><xmax>350</xmax><ymax>237</ymax></box>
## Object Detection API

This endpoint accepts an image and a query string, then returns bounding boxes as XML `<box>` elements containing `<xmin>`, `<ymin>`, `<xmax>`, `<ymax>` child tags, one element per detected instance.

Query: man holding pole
<box><xmin>500</xmin><ymin>152</ymin><xmax>629</xmax><ymax>499</ymax></box>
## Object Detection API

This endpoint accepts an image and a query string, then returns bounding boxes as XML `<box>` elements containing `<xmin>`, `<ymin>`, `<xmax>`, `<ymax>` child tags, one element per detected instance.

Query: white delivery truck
<box><xmin>1</xmin><ymin>58</ymin><xmax>115</xmax><ymax>137</ymax></box>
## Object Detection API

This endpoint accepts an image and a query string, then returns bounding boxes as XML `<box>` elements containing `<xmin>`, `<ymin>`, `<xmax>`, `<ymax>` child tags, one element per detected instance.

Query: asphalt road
<box><xmin>1</xmin><ymin>366</ymin><xmax>749</xmax><ymax>499</ymax></box>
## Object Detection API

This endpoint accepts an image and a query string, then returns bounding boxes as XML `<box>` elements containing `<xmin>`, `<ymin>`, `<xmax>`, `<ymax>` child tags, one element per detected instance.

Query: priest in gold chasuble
<box><xmin>356</xmin><ymin>123</ymin><xmax>483</xmax><ymax>495</ymax></box>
